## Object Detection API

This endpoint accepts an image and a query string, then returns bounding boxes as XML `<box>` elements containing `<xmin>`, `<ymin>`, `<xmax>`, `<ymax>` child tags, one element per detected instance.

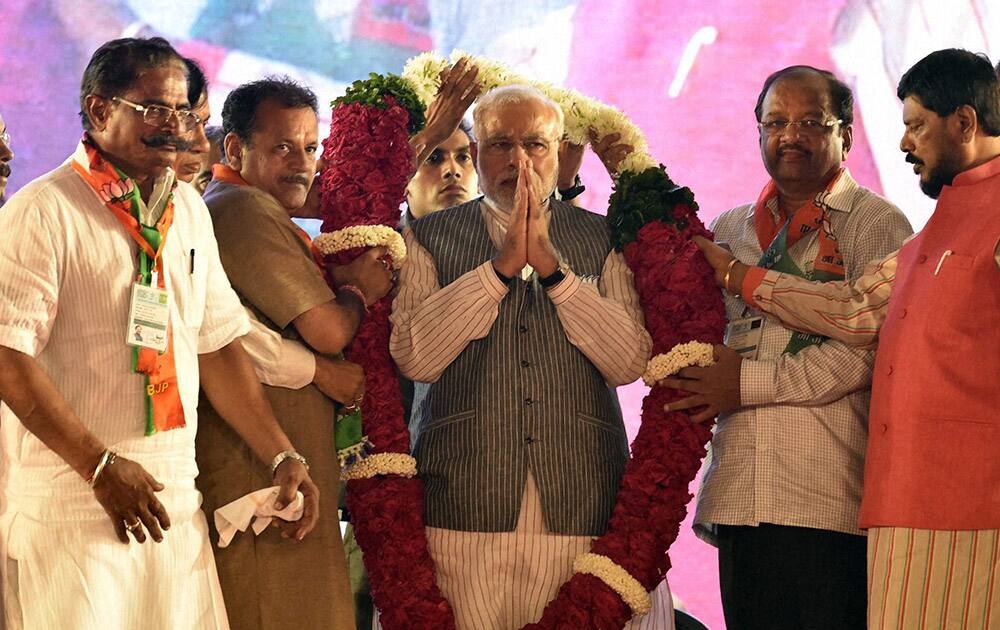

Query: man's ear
<box><xmin>840</xmin><ymin>124</ymin><xmax>854</xmax><ymax>160</ymax></box>
<box><xmin>84</xmin><ymin>94</ymin><xmax>112</xmax><ymax>132</ymax></box>
<box><xmin>223</xmin><ymin>132</ymin><xmax>243</xmax><ymax>171</ymax></box>
<box><xmin>954</xmin><ymin>104</ymin><xmax>978</xmax><ymax>142</ymax></box>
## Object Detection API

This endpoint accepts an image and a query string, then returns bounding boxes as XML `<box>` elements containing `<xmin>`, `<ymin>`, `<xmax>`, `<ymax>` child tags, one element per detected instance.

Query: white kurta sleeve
<box><xmin>0</xmin><ymin>190</ymin><xmax>62</xmax><ymax>356</ymax></box>
<box><xmin>194</xmin><ymin>206</ymin><xmax>251</xmax><ymax>353</ymax></box>
<box><xmin>240</xmin><ymin>310</ymin><xmax>316</xmax><ymax>389</ymax></box>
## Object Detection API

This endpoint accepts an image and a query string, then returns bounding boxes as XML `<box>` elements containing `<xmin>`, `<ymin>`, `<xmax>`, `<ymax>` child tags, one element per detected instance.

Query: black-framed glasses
<box><xmin>113</xmin><ymin>97</ymin><xmax>202</xmax><ymax>131</ymax></box>
<box><xmin>758</xmin><ymin>118</ymin><xmax>843</xmax><ymax>136</ymax></box>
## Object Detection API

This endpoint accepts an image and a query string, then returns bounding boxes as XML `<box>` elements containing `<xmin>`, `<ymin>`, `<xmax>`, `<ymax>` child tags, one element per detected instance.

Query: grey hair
<box><xmin>472</xmin><ymin>84</ymin><xmax>565</xmax><ymax>141</ymax></box>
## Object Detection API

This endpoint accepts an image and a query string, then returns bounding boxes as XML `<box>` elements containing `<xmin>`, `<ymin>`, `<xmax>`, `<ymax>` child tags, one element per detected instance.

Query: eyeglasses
<box><xmin>758</xmin><ymin>118</ymin><xmax>843</xmax><ymax>136</ymax></box>
<box><xmin>112</xmin><ymin>97</ymin><xmax>202</xmax><ymax>132</ymax></box>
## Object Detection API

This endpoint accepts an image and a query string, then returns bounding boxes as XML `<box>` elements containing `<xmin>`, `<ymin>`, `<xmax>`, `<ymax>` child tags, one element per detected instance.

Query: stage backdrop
<box><xmin>2</xmin><ymin>1</ymin><xmax>997</xmax><ymax>627</ymax></box>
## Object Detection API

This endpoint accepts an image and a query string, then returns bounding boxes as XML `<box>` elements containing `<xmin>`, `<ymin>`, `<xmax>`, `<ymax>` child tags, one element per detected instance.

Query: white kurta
<box><xmin>0</xmin><ymin>144</ymin><xmax>250</xmax><ymax>630</ymax></box>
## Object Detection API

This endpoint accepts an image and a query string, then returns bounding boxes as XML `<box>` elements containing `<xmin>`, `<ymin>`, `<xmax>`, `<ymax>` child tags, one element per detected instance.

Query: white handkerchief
<box><xmin>213</xmin><ymin>486</ymin><xmax>304</xmax><ymax>548</ymax></box>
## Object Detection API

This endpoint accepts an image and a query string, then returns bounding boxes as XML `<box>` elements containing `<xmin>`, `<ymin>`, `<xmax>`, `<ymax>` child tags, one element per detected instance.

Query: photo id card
<box><xmin>725</xmin><ymin>316</ymin><xmax>763</xmax><ymax>360</ymax></box>
<box><xmin>126</xmin><ymin>282</ymin><xmax>169</xmax><ymax>353</ymax></box>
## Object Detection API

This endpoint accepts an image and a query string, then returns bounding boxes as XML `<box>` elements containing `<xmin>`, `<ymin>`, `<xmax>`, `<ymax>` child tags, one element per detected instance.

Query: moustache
<box><xmin>141</xmin><ymin>135</ymin><xmax>192</xmax><ymax>151</ymax></box>
<box><xmin>905</xmin><ymin>153</ymin><xmax>923</xmax><ymax>166</ymax></box>
<box><xmin>777</xmin><ymin>144</ymin><xmax>810</xmax><ymax>156</ymax></box>
<box><xmin>0</xmin><ymin>163</ymin><xmax>9</xmax><ymax>178</ymax></box>
<box><xmin>281</xmin><ymin>174</ymin><xmax>311</xmax><ymax>186</ymax></box>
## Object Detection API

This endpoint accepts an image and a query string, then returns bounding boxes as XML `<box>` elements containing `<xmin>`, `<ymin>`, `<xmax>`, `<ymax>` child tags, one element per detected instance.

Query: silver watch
<box><xmin>270</xmin><ymin>449</ymin><xmax>309</xmax><ymax>476</ymax></box>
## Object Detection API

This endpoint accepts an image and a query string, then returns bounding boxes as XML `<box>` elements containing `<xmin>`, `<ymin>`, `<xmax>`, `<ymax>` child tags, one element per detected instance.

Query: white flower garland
<box><xmin>642</xmin><ymin>341</ymin><xmax>715</xmax><ymax>385</ymax></box>
<box><xmin>402</xmin><ymin>51</ymin><xmax>658</xmax><ymax>175</ymax></box>
<box><xmin>572</xmin><ymin>553</ymin><xmax>652</xmax><ymax>616</ymax></box>
<box><xmin>313</xmin><ymin>225</ymin><xmax>406</xmax><ymax>269</ymax></box>
<box><xmin>341</xmin><ymin>452</ymin><xmax>418</xmax><ymax>481</ymax></box>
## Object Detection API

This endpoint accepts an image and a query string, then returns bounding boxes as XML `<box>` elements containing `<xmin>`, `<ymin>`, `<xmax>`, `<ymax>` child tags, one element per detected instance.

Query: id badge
<box><xmin>725</xmin><ymin>316</ymin><xmax>763</xmax><ymax>360</ymax></box>
<box><xmin>126</xmin><ymin>282</ymin><xmax>170</xmax><ymax>352</ymax></box>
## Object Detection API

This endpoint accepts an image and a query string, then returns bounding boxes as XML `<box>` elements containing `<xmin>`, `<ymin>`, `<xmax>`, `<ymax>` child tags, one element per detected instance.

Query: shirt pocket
<box><xmin>923</xmin><ymin>253</ymin><xmax>976</xmax><ymax>340</ymax></box>
<box><xmin>168</xmin><ymin>245</ymin><xmax>207</xmax><ymax>331</ymax></box>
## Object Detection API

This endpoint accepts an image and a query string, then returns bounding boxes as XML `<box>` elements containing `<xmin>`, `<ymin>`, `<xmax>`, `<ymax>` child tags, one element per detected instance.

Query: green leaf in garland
<box><xmin>333</xmin><ymin>72</ymin><xmax>427</xmax><ymax>134</ymax></box>
<box><xmin>606</xmin><ymin>165</ymin><xmax>700</xmax><ymax>251</ymax></box>
<box><xmin>334</xmin><ymin>407</ymin><xmax>373</xmax><ymax>469</ymax></box>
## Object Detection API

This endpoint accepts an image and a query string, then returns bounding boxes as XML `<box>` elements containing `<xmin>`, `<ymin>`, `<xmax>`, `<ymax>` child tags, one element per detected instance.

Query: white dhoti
<box><xmin>1</xmin><ymin>447</ymin><xmax>229</xmax><ymax>630</ymax></box>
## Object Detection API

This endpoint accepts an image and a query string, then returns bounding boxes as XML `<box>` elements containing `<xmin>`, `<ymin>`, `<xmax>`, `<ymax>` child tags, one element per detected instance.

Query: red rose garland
<box><xmin>318</xmin><ymin>74</ymin><xmax>726</xmax><ymax>629</ymax></box>
<box><xmin>525</xmin><ymin>204</ymin><xmax>727</xmax><ymax>628</ymax></box>
<box><xmin>318</xmin><ymin>95</ymin><xmax>456</xmax><ymax>629</ymax></box>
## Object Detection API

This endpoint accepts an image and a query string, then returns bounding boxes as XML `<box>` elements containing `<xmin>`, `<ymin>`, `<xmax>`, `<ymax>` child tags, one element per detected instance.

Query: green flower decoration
<box><xmin>606</xmin><ymin>166</ymin><xmax>699</xmax><ymax>251</ymax></box>
<box><xmin>333</xmin><ymin>72</ymin><xmax>427</xmax><ymax>134</ymax></box>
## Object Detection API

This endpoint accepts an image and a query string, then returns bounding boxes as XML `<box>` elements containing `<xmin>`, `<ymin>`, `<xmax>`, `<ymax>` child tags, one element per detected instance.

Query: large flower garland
<box><xmin>316</xmin><ymin>74</ymin><xmax>456</xmax><ymax>629</ymax></box>
<box><xmin>319</xmin><ymin>54</ymin><xmax>726</xmax><ymax>629</ymax></box>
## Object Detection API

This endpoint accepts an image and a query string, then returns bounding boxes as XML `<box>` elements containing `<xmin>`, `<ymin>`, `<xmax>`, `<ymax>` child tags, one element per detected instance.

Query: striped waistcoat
<box><xmin>410</xmin><ymin>199</ymin><xmax>628</xmax><ymax>536</ymax></box>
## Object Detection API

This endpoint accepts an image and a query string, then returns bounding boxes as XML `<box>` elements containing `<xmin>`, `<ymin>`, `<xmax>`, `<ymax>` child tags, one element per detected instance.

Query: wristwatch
<box><xmin>270</xmin><ymin>449</ymin><xmax>309</xmax><ymax>476</ymax></box>
<box><xmin>539</xmin><ymin>263</ymin><xmax>571</xmax><ymax>288</ymax></box>
<box><xmin>558</xmin><ymin>174</ymin><xmax>586</xmax><ymax>201</ymax></box>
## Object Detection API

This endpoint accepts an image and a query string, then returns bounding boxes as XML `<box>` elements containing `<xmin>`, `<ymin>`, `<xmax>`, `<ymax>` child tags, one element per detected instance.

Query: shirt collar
<box><xmin>212</xmin><ymin>163</ymin><xmax>251</xmax><ymax>187</ymax></box>
<box><xmin>952</xmin><ymin>153</ymin><xmax>1000</xmax><ymax>187</ymax></box>
<box><xmin>743</xmin><ymin>167</ymin><xmax>858</xmax><ymax>220</ymax></box>
<box><xmin>71</xmin><ymin>140</ymin><xmax>176</xmax><ymax>226</ymax></box>
<box><xmin>481</xmin><ymin>196</ymin><xmax>512</xmax><ymax>226</ymax></box>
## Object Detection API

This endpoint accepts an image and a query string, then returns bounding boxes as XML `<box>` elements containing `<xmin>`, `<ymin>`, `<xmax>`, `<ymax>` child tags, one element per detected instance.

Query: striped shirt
<box><xmin>389</xmin><ymin>198</ymin><xmax>651</xmax><ymax>387</ymax></box>
<box><xmin>743</xmin><ymin>244</ymin><xmax>1000</xmax><ymax>348</ymax></box>
<box><xmin>867</xmin><ymin>527</ymin><xmax>1000</xmax><ymax>629</ymax></box>
<box><xmin>695</xmin><ymin>170</ymin><xmax>913</xmax><ymax>540</ymax></box>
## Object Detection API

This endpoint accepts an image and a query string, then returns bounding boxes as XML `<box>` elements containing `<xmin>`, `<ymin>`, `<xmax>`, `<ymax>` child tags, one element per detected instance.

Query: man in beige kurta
<box><xmin>197</xmin><ymin>173</ymin><xmax>354</xmax><ymax>630</ymax></box>
<box><xmin>195</xmin><ymin>77</ymin><xmax>390</xmax><ymax>630</ymax></box>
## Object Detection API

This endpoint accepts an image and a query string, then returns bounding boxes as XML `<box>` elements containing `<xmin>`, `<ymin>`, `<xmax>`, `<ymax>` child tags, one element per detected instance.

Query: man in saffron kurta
<box><xmin>695</xmin><ymin>49</ymin><xmax>1000</xmax><ymax>629</ymax></box>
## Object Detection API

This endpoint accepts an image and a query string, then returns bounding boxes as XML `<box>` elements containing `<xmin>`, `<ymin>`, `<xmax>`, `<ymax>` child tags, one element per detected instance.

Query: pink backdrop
<box><xmin>4</xmin><ymin>1</ymin><xmax>996</xmax><ymax>628</ymax></box>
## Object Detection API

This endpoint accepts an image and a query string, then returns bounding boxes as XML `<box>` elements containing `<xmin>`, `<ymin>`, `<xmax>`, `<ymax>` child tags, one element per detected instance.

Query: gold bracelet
<box><xmin>723</xmin><ymin>258</ymin><xmax>739</xmax><ymax>294</ymax></box>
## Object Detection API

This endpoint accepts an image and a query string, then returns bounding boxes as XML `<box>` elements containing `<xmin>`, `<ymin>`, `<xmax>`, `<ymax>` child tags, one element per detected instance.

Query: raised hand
<box><xmin>589</xmin><ymin>128</ymin><xmax>635</xmax><ymax>176</ymax></box>
<box><xmin>411</xmin><ymin>58</ymin><xmax>481</xmax><ymax>169</ymax></box>
<box><xmin>92</xmin><ymin>455</ymin><xmax>171</xmax><ymax>544</ymax></box>
<box><xmin>557</xmin><ymin>141</ymin><xmax>585</xmax><ymax>190</ymax></box>
<box><xmin>523</xmin><ymin>161</ymin><xmax>559</xmax><ymax>277</ymax></box>
<box><xmin>492</xmin><ymin>159</ymin><xmax>529</xmax><ymax>279</ymax></box>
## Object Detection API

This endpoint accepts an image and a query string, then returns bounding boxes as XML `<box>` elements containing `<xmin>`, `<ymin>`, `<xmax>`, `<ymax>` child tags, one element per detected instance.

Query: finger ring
<box><xmin>125</xmin><ymin>519</ymin><xmax>141</xmax><ymax>531</ymax></box>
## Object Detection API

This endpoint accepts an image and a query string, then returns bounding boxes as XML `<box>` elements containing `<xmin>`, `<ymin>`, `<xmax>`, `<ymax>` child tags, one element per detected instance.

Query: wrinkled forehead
<box><xmin>479</xmin><ymin>100</ymin><xmax>561</xmax><ymax>140</ymax></box>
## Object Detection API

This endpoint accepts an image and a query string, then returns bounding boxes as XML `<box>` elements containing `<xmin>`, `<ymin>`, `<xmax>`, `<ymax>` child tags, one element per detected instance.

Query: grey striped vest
<box><xmin>410</xmin><ymin>198</ymin><xmax>628</xmax><ymax>535</ymax></box>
